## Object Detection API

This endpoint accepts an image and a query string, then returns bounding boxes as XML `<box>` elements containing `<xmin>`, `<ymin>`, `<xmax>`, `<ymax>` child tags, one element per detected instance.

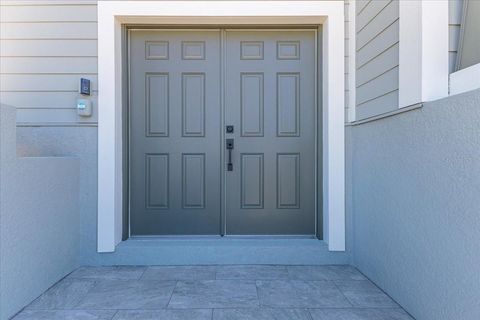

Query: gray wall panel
<box><xmin>350</xmin><ymin>89</ymin><xmax>480</xmax><ymax>320</ymax></box>
<box><xmin>0</xmin><ymin>106</ymin><xmax>80</xmax><ymax>320</ymax></box>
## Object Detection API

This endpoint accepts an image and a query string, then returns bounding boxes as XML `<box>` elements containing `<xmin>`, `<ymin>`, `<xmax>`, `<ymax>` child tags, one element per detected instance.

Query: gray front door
<box><xmin>129</xmin><ymin>30</ymin><xmax>222</xmax><ymax>235</ymax></box>
<box><xmin>224</xmin><ymin>30</ymin><xmax>316</xmax><ymax>235</ymax></box>
<box><xmin>129</xmin><ymin>29</ymin><xmax>316</xmax><ymax>236</ymax></box>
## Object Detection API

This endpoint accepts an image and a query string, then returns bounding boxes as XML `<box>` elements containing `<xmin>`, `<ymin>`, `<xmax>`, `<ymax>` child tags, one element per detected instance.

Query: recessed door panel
<box><xmin>225</xmin><ymin>30</ymin><xmax>316</xmax><ymax>235</ymax></box>
<box><xmin>129</xmin><ymin>30</ymin><xmax>221</xmax><ymax>235</ymax></box>
<box><xmin>129</xmin><ymin>29</ymin><xmax>317</xmax><ymax>236</ymax></box>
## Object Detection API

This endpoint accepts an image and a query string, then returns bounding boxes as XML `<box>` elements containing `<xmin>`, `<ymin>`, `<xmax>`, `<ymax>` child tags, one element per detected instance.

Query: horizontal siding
<box><xmin>1</xmin><ymin>91</ymin><xmax>97</xmax><ymax>109</ymax></box>
<box><xmin>0</xmin><ymin>1</ymin><xmax>97</xmax><ymax>5</ymax></box>
<box><xmin>344</xmin><ymin>0</ymin><xmax>350</xmax><ymax>121</ymax></box>
<box><xmin>356</xmin><ymin>43</ymin><xmax>399</xmax><ymax>86</ymax></box>
<box><xmin>1</xmin><ymin>57</ymin><xmax>97</xmax><ymax>74</ymax></box>
<box><xmin>355</xmin><ymin>0</ymin><xmax>399</xmax><ymax>120</ymax></box>
<box><xmin>0</xmin><ymin>75</ymin><xmax>99</xmax><ymax>91</ymax></box>
<box><xmin>356</xmin><ymin>90</ymin><xmax>398</xmax><ymax>120</ymax></box>
<box><xmin>448</xmin><ymin>0</ymin><xmax>463</xmax><ymax>73</ymax></box>
<box><xmin>0</xmin><ymin>22</ymin><xmax>97</xmax><ymax>39</ymax></box>
<box><xmin>356</xmin><ymin>0</ymin><xmax>391</xmax><ymax>32</ymax></box>
<box><xmin>356</xmin><ymin>66</ymin><xmax>398</xmax><ymax>105</ymax></box>
<box><xmin>16</xmin><ymin>108</ymin><xmax>98</xmax><ymax>123</ymax></box>
<box><xmin>356</xmin><ymin>0</ymin><xmax>371</xmax><ymax>16</ymax></box>
<box><xmin>2</xmin><ymin>1</ymin><xmax>353</xmax><ymax>124</ymax></box>
<box><xmin>0</xmin><ymin>2</ymin><xmax>98</xmax><ymax>124</ymax></box>
<box><xmin>356</xmin><ymin>0</ymin><xmax>398</xmax><ymax>50</ymax></box>
<box><xmin>356</xmin><ymin>19</ymin><xmax>398</xmax><ymax>68</ymax></box>
<box><xmin>0</xmin><ymin>5</ymin><xmax>97</xmax><ymax>22</ymax></box>
<box><xmin>0</xmin><ymin>39</ymin><xmax>98</xmax><ymax>56</ymax></box>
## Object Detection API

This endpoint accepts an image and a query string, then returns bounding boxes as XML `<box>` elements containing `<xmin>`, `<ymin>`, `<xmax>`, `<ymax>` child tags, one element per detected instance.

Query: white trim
<box><xmin>347</xmin><ymin>0</ymin><xmax>356</xmax><ymax>122</ymax></box>
<box><xmin>97</xmin><ymin>1</ymin><xmax>345</xmax><ymax>252</ymax></box>
<box><xmin>449</xmin><ymin>63</ymin><xmax>480</xmax><ymax>96</ymax></box>
<box><xmin>398</xmin><ymin>0</ymin><xmax>449</xmax><ymax>108</ymax></box>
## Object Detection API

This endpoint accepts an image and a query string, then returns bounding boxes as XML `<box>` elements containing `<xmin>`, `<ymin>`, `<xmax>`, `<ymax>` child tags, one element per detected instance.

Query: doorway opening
<box><xmin>125</xmin><ymin>27</ymin><xmax>322</xmax><ymax>238</ymax></box>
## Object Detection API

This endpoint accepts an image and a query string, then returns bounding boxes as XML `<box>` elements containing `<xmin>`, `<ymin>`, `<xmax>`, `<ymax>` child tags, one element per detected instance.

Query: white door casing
<box><xmin>97</xmin><ymin>1</ymin><xmax>345</xmax><ymax>252</ymax></box>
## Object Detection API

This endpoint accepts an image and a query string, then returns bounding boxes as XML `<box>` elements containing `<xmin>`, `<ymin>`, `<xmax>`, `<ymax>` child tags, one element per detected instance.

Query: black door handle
<box><xmin>226</xmin><ymin>139</ymin><xmax>234</xmax><ymax>171</ymax></box>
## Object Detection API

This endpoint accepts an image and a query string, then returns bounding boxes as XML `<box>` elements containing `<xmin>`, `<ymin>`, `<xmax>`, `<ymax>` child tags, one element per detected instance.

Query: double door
<box><xmin>129</xmin><ymin>29</ymin><xmax>317</xmax><ymax>236</ymax></box>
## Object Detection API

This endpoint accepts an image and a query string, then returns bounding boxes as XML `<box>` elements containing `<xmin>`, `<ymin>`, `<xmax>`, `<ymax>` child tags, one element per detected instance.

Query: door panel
<box><xmin>129</xmin><ymin>29</ymin><xmax>316</xmax><ymax>236</ymax></box>
<box><xmin>224</xmin><ymin>30</ymin><xmax>316</xmax><ymax>235</ymax></box>
<box><xmin>129</xmin><ymin>30</ymin><xmax>221</xmax><ymax>235</ymax></box>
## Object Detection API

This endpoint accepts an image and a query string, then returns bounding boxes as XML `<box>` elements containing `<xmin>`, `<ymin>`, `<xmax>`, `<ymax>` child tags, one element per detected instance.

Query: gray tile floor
<box><xmin>14</xmin><ymin>265</ymin><xmax>414</xmax><ymax>320</ymax></box>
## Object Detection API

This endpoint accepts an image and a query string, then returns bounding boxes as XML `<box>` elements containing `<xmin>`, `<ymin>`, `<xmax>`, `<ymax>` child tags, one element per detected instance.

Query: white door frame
<box><xmin>97</xmin><ymin>1</ymin><xmax>345</xmax><ymax>252</ymax></box>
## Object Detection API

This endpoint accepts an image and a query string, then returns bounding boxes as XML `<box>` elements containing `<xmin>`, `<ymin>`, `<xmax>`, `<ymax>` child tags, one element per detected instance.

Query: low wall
<box><xmin>350</xmin><ymin>89</ymin><xmax>480</xmax><ymax>320</ymax></box>
<box><xmin>0</xmin><ymin>105</ymin><xmax>80</xmax><ymax>320</ymax></box>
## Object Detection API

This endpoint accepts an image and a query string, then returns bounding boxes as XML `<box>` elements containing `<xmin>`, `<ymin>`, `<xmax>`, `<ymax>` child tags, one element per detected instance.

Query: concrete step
<box><xmin>91</xmin><ymin>237</ymin><xmax>350</xmax><ymax>266</ymax></box>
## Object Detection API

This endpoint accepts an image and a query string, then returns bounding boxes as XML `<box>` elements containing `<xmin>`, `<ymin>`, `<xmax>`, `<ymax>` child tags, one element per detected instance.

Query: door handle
<box><xmin>226</xmin><ymin>139</ymin><xmax>234</xmax><ymax>171</ymax></box>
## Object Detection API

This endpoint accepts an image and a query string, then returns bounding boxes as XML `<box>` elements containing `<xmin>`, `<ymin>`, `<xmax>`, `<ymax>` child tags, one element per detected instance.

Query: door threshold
<box><xmin>129</xmin><ymin>235</ymin><xmax>316</xmax><ymax>241</ymax></box>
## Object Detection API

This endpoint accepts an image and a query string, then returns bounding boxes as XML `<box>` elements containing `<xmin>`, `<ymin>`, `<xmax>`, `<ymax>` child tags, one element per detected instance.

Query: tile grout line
<box><xmin>69</xmin><ymin>278</ymin><xmax>99</xmax><ymax>310</ymax></box>
<box><xmin>331</xmin><ymin>280</ymin><xmax>355</xmax><ymax>308</ymax></box>
<box><xmin>137</xmin><ymin>266</ymin><xmax>149</xmax><ymax>280</ymax></box>
<box><xmin>254</xmin><ymin>280</ymin><xmax>262</xmax><ymax>308</ymax></box>
<box><xmin>306</xmin><ymin>308</ymin><xmax>315</xmax><ymax>320</ymax></box>
<box><xmin>165</xmin><ymin>280</ymin><xmax>178</xmax><ymax>309</ymax></box>
<box><xmin>110</xmin><ymin>309</ymin><xmax>120</xmax><ymax>320</ymax></box>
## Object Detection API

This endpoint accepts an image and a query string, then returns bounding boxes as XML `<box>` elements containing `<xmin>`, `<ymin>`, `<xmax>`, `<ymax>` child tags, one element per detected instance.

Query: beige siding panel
<box><xmin>1</xmin><ymin>1</ymin><xmax>97</xmax><ymax>5</ymax></box>
<box><xmin>0</xmin><ymin>2</ymin><xmax>97</xmax><ymax>124</ymax></box>
<box><xmin>356</xmin><ymin>90</ymin><xmax>398</xmax><ymax>120</ymax></box>
<box><xmin>356</xmin><ymin>66</ymin><xmax>398</xmax><ymax>105</ymax></box>
<box><xmin>0</xmin><ymin>22</ymin><xmax>97</xmax><ymax>39</ymax></box>
<box><xmin>356</xmin><ymin>43</ymin><xmax>399</xmax><ymax>86</ymax></box>
<box><xmin>1</xmin><ymin>57</ymin><xmax>97</xmax><ymax>73</ymax></box>
<box><xmin>0</xmin><ymin>5</ymin><xmax>97</xmax><ymax>22</ymax></box>
<box><xmin>356</xmin><ymin>20</ymin><xmax>398</xmax><ymax>68</ymax></box>
<box><xmin>16</xmin><ymin>108</ymin><xmax>98</xmax><ymax>123</ymax></box>
<box><xmin>1</xmin><ymin>74</ymin><xmax>98</xmax><ymax>91</ymax></box>
<box><xmin>1</xmin><ymin>39</ymin><xmax>98</xmax><ymax>56</ymax></box>
<box><xmin>356</xmin><ymin>1</ymin><xmax>398</xmax><ymax>50</ymax></box>
<box><xmin>1</xmin><ymin>91</ymin><xmax>97</xmax><ymax>108</ymax></box>
<box><xmin>356</xmin><ymin>0</ymin><xmax>391</xmax><ymax>32</ymax></box>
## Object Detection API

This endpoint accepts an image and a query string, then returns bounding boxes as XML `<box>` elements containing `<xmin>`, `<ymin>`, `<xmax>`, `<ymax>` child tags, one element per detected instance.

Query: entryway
<box><xmin>128</xmin><ymin>29</ymin><xmax>318</xmax><ymax>236</ymax></box>
<box><xmin>14</xmin><ymin>265</ymin><xmax>414</xmax><ymax>320</ymax></box>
